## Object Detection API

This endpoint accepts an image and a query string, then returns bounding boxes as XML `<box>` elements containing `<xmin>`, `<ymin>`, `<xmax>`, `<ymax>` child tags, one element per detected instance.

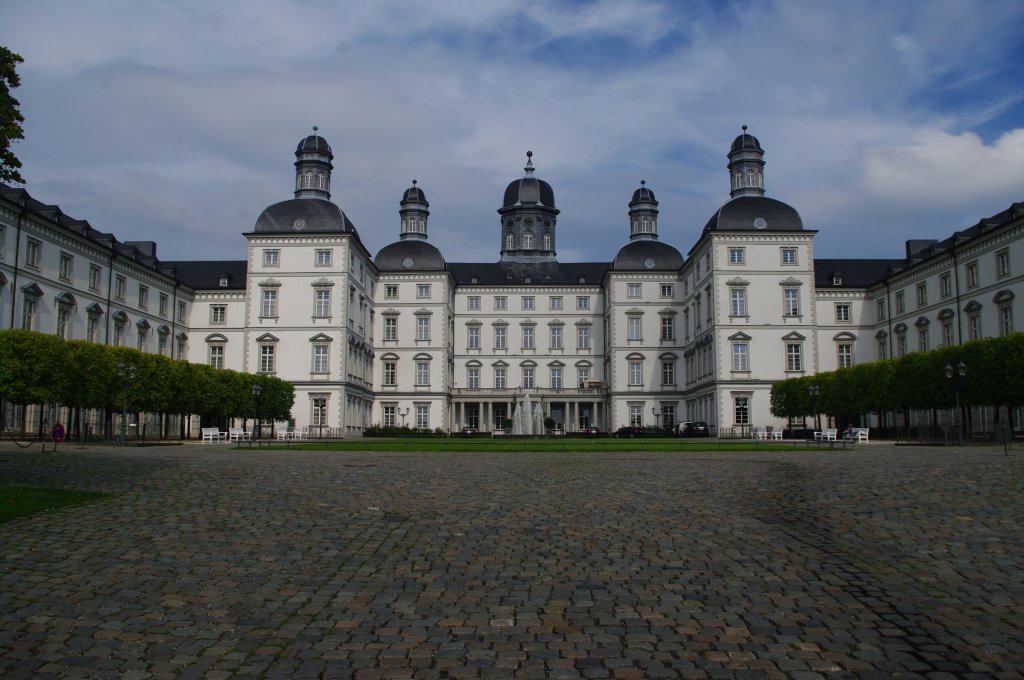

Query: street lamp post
<box><xmin>808</xmin><ymin>384</ymin><xmax>820</xmax><ymax>433</ymax></box>
<box><xmin>945</xmin><ymin>361</ymin><xmax>967</xmax><ymax>446</ymax></box>
<box><xmin>399</xmin><ymin>407</ymin><xmax>410</xmax><ymax>427</ymax></box>
<box><xmin>251</xmin><ymin>384</ymin><xmax>262</xmax><ymax>444</ymax></box>
<box><xmin>652</xmin><ymin>406</ymin><xmax>662</xmax><ymax>431</ymax></box>
<box><xmin>117</xmin><ymin>363</ymin><xmax>137</xmax><ymax>447</ymax></box>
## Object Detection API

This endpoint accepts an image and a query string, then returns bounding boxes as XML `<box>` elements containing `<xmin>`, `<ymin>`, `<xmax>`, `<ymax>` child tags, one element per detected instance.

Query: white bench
<box><xmin>228</xmin><ymin>427</ymin><xmax>250</xmax><ymax>442</ymax></box>
<box><xmin>844</xmin><ymin>427</ymin><xmax>870</xmax><ymax>443</ymax></box>
<box><xmin>767</xmin><ymin>427</ymin><xmax>783</xmax><ymax>440</ymax></box>
<box><xmin>201</xmin><ymin>427</ymin><xmax>227</xmax><ymax>443</ymax></box>
<box><xmin>814</xmin><ymin>428</ymin><xmax>838</xmax><ymax>441</ymax></box>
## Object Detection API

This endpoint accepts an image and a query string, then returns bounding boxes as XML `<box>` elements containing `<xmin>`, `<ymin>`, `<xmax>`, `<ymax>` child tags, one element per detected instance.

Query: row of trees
<box><xmin>770</xmin><ymin>333</ymin><xmax>1024</xmax><ymax>424</ymax></box>
<box><xmin>0</xmin><ymin>330</ymin><xmax>294</xmax><ymax>436</ymax></box>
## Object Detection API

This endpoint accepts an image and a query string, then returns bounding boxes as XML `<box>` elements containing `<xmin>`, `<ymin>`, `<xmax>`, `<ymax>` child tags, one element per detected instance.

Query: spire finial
<box><xmin>640</xmin><ymin>179</ymin><xmax>646</xmax><ymax>187</ymax></box>
<box><xmin>312</xmin><ymin>125</ymin><xmax>319</xmax><ymax>136</ymax></box>
<box><xmin>412</xmin><ymin>179</ymin><xmax>417</xmax><ymax>186</ymax></box>
<box><xmin>524</xmin><ymin>150</ymin><xmax>534</xmax><ymax>177</ymax></box>
<box><xmin>741</xmin><ymin>124</ymin><xmax>747</xmax><ymax>133</ymax></box>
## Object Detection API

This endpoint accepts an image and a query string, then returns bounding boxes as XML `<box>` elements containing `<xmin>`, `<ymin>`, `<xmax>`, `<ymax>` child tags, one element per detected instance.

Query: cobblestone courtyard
<box><xmin>1</xmin><ymin>444</ymin><xmax>1022</xmax><ymax>679</ymax></box>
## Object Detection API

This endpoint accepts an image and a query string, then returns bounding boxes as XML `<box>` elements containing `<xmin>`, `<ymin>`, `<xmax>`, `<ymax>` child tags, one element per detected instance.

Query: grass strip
<box><xmin>0</xmin><ymin>486</ymin><xmax>110</xmax><ymax>524</ymax></box>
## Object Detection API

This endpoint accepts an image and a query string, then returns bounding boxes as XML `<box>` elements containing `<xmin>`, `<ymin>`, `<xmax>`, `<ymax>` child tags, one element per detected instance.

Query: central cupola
<box><xmin>498</xmin><ymin>151</ymin><xmax>559</xmax><ymax>262</ymax></box>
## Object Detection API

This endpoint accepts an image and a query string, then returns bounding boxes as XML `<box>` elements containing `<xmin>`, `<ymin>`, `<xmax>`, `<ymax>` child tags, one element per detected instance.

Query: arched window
<box><xmin>641</xmin><ymin>218</ymin><xmax>650</xmax><ymax>232</ymax></box>
<box><xmin>543</xmin><ymin>233</ymin><xmax>551</xmax><ymax>250</ymax></box>
<box><xmin>523</xmin><ymin>233</ymin><xmax>534</xmax><ymax>249</ymax></box>
<box><xmin>318</xmin><ymin>173</ymin><xmax>326</xmax><ymax>189</ymax></box>
<box><xmin>304</xmin><ymin>171</ymin><xmax>313</xmax><ymax>188</ymax></box>
<box><xmin>506</xmin><ymin>233</ymin><xmax>514</xmax><ymax>250</ymax></box>
<box><xmin>746</xmin><ymin>169</ymin><xmax>754</xmax><ymax>187</ymax></box>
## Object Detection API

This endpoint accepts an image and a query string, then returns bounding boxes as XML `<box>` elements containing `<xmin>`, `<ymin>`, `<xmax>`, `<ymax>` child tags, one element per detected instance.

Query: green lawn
<box><xmin>0</xmin><ymin>486</ymin><xmax>110</xmax><ymax>524</ymax></box>
<box><xmin>249</xmin><ymin>438</ymin><xmax>839</xmax><ymax>453</ymax></box>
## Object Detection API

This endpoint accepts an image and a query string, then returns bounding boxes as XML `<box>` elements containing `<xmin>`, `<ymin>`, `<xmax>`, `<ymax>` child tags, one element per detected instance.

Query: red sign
<box><xmin>51</xmin><ymin>422</ymin><xmax>66</xmax><ymax>444</ymax></box>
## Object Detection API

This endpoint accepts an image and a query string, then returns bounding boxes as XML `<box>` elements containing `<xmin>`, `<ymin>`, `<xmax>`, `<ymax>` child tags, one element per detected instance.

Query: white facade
<box><xmin>2</xmin><ymin>130</ymin><xmax>1021</xmax><ymax>436</ymax></box>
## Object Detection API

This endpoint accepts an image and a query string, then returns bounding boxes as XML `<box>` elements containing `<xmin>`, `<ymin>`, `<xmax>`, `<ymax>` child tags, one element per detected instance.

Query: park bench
<box><xmin>814</xmin><ymin>428</ymin><xmax>838</xmax><ymax>441</ymax></box>
<box><xmin>844</xmin><ymin>427</ymin><xmax>870</xmax><ymax>443</ymax></box>
<box><xmin>228</xmin><ymin>427</ymin><xmax>250</xmax><ymax>442</ymax></box>
<box><xmin>201</xmin><ymin>427</ymin><xmax>227</xmax><ymax>443</ymax></box>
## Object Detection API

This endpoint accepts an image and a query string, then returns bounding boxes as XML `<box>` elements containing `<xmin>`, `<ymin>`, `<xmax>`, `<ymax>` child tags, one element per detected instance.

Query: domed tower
<box><xmin>498</xmin><ymin>151</ymin><xmax>560</xmax><ymax>263</ymax></box>
<box><xmin>374</xmin><ymin>180</ymin><xmax>445</xmax><ymax>271</ymax></box>
<box><xmin>628</xmin><ymin>180</ymin><xmax>659</xmax><ymax>241</ymax></box>
<box><xmin>294</xmin><ymin>126</ymin><xmax>334</xmax><ymax>200</ymax></box>
<box><xmin>399</xmin><ymin>179</ymin><xmax>430</xmax><ymax>240</ymax></box>
<box><xmin>728</xmin><ymin>125</ymin><xmax>765</xmax><ymax>198</ymax></box>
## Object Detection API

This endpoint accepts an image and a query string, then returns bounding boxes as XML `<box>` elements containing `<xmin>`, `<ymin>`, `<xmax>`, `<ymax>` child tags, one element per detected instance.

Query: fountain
<box><xmin>510</xmin><ymin>392</ymin><xmax>546</xmax><ymax>435</ymax></box>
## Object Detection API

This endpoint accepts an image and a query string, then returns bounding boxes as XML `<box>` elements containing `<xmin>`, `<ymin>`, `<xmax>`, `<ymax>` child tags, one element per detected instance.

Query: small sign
<box><xmin>51</xmin><ymin>422</ymin><xmax>66</xmax><ymax>444</ymax></box>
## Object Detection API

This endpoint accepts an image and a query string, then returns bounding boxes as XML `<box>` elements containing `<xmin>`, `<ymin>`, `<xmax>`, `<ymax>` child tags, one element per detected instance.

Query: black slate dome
<box><xmin>503</xmin><ymin>176</ymin><xmax>556</xmax><ymax>210</ymax></box>
<box><xmin>374</xmin><ymin>239</ymin><xmax>445</xmax><ymax>271</ymax></box>
<box><xmin>402</xmin><ymin>185</ymin><xmax>427</xmax><ymax>204</ymax></box>
<box><xmin>612</xmin><ymin>240</ymin><xmax>683</xmax><ymax>270</ymax></box>
<box><xmin>630</xmin><ymin>184</ymin><xmax>656</xmax><ymax>203</ymax></box>
<box><xmin>296</xmin><ymin>134</ymin><xmax>333</xmax><ymax>156</ymax></box>
<box><xmin>702</xmin><ymin>196</ymin><xmax>803</xmax><ymax>235</ymax></box>
<box><xmin>730</xmin><ymin>130</ymin><xmax>763</xmax><ymax>153</ymax></box>
<box><xmin>254</xmin><ymin>198</ymin><xmax>356</xmax><ymax>234</ymax></box>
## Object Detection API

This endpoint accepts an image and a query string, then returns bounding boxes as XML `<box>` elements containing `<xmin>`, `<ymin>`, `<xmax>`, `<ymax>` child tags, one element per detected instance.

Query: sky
<box><xmin>3</xmin><ymin>0</ymin><xmax>1024</xmax><ymax>265</ymax></box>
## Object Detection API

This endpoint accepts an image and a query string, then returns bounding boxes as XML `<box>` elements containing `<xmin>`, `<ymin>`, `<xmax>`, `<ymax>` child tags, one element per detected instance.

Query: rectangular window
<box><xmin>942</xmin><ymin>321</ymin><xmax>954</xmax><ymax>346</ymax></box>
<box><xmin>997</xmin><ymin>249</ymin><xmax>1010</xmax><ymax>278</ymax></box>
<box><xmin>897</xmin><ymin>334</ymin><xmax>907</xmax><ymax>357</ymax></box>
<box><xmin>494</xmin><ymin>367</ymin><xmax>506</xmax><ymax>389</ymax></box>
<box><xmin>918</xmin><ymin>328</ymin><xmax>929</xmax><ymax>352</ymax></box>
<box><xmin>260</xmin><ymin>345</ymin><xmax>276</xmax><ymax>373</ymax></box>
<box><xmin>629</xmin><ymin>404</ymin><xmax>643</xmax><ymax>427</ymax></box>
<box><xmin>494</xmin><ymin>326</ymin><xmax>507</xmax><ymax>349</ymax></box>
<box><xmin>1000</xmin><ymin>306</ymin><xmax>1014</xmax><ymax>336</ymax></box>
<box><xmin>382</xmin><ymin>317</ymin><xmax>397</xmax><ymax>341</ymax></box>
<box><xmin>786</xmin><ymin>343</ymin><xmax>802</xmax><ymax>371</ymax></box>
<box><xmin>382</xmin><ymin>405</ymin><xmax>396</xmax><ymax>427</ymax></box>
<box><xmin>467</xmin><ymin>326</ymin><xmax>480</xmax><ymax>349</ymax></box>
<box><xmin>114</xmin><ymin>275</ymin><xmax>126</xmax><ymax>301</ymax></box>
<box><xmin>138</xmin><ymin>285</ymin><xmax>149</xmax><ymax>309</ymax></box>
<box><xmin>157</xmin><ymin>335</ymin><xmax>167</xmax><ymax>356</ymax></box>
<box><xmin>415</xmin><ymin>361</ymin><xmax>429</xmax><ymax>386</ymax></box>
<box><xmin>494</xmin><ymin>296</ymin><xmax>507</xmax><ymax>310</ymax></box>
<box><xmin>311</xmin><ymin>397</ymin><xmax>328</xmax><ymax>427</ymax></box>
<box><xmin>261</xmin><ymin>289</ymin><xmax>278</xmax><ymax>317</ymax></box>
<box><xmin>88</xmin><ymin>264</ymin><xmax>102</xmax><ymax>292</ymax></box>
<box><xmin>159</xmin><ymin>293</ymin><xmax>168</xmax><ymax>317</ymax></box>
<box><xmin>734</xmin><ymin>397</ymin><xmax>749</xmax><ymax>425</ymax></box>
<box><xmin>315</xmin><ymin>249</ymin><xmax>332</xmax><ymax>266</ymax></box>
<box><xmin>660</xmin><ymin>316</ymin><xmax>674</xmax><ymax>341</ymax></box>
<box><xmin>314</xmin><ymin>289</ymin><xmax>331</xmax><ymax>317</ymax></box>
<box><xmin>627</xmin><ymin>316</ymin><xmax>642</xmax><ymax>341</ymax></box>
<box><xmin>577</xmin><ymin>325</ymin><xmax>591</xmax><ymax>350</ymax></box>
<box><xmin>263</xmin><ymin>249</ymin><xmax>280</xmax><ymax>267</ymax></box>
<box><xmin>730</xmin><ymin>288</ymin><xmax>746</xmax><ymax>317</ymax></box>
<box><xmin>415</xmin><ymin>405</ymin><xmax>429</xmax><ymax>429</ymax></box>
<box><xmin>661</xmin><ymin>404</ymin><xmax>676</xmax><ymax>430</ymax></box>
<box><xmin>383</xmin><ymin>361</ymin><xmax>396</xmax><ymax>386</ymax></box>
<box><xmin>522</xmin><ymin>367</ymin><xmax>535</xmax><ymax>389</ymax></box>
<box><xmin>25</xmin><ymin>239</ymin><xmax>40</xmax><ymax>267</ymax></box>
<box><xmin>208</xmin><ymin>345</ymin><xmax>224</xmax><ymax>368</ymax></box>
<box><xmin>967</xmin><ymin>261</ymin><xmax>979</xmax><ymax>288</ymax></box>
<box><xmin>385</xmin><ymin>284</ymin><xmax>398</xmax><ymax>299</ymax></box>
<box><xmin>210</xmin><ymin>304</ymin><xmax>226</xmax><ymax>324</ymax></box>
<box><xmin>627</xmin><ymin>283</ymin><xmax>641</xmax><ymax>298</ymax></box>
<box><xmin>113</xmin><ymin>322</ymin><xmax>124</xmax><ymax>346</ymax></box>
<box><xmin>732</xmin><ymin>343</ymin><xmax>749</xmax><ymax>371</ymax></box>
<box><xmin>660</xmin><ymin>284</ymin><xmax>673</xmax><ymax>298</ymax></box>
<box><xmin>59</xmin><ymin>252</ymin><xmax>73</xmax><ymax>281</ymax></box>
<box><xmin>878</xmin><ymin>339</ymin><xmax>887</xmax><ymax>360</ymax></box>
<box><xmin>783</xmin><ymin>288</ymin><xmax>800</xmax><ymax>316</ymax></box>
<box><xmin>577</xmin><ymin>366</ymin><xmax>590</xmax><ymax>386</ymax></box>
<box><xmin>467</xmin><ymin>296</ymin><xmax>481</xmax><ymax>311</ymax></box>
<box><xmin>87</xmin><ymin>316</ymin><xmax>99</xmax><ymax>342</ymax></box>
<box><xmin>550</xmin><ymin>296</ymin><xmax>562</xmax><ymax>310</ymax></box>
<box><xmin>877</xmin><ymin>299</ymin><xmax>887</xmax><ymax>321</ymax></box>
<box><xmin>550</xmin><ymin>367</ymin><xmax>562</xmax><ymax>389</ymax></box>
<box><xmin>837</xmin><ymin>343</ymin><xmax>853</xmax><ymax>369</ymax></box>
<box><xmin>895</xmin><ymin>291</ymin><xmax>905</xmax><ymax>313</ymax></box>
<box><xmin>577</xmin><ymin>296</ymin><xmax>590</xmax><ymax>310</ymax></box>
<box><xmin>628</xmin><ymin>361</ymin><xmax>642</xmax><ymax>385</ymax></box>
<box><xmin>916</xmin><ymin>282</ymin><xmax>927</xmax><ymax>307</ymax></box>
<box><xmin>416</xmin><ymin>316</ymin><xmax>430</xmax><ymax>341</ymax></box>
<box><xmin>835</xmin><ymin>303</ymin><xmax>851</xmax><ymax>323</ymax></box>
<box><xmin>940</xmin><ymin>273</ymin><xmax>952</xmax><ymax>298</ymax></box>
<box><xmin>969</xmin><ymin>314</ymin><xmax>981</xmax><ymax>340</ymax></box>
<box><xmin>177</xmin><ymin>300</ymin><xmax>187</xmax><ymax>323</ymax></box>
<box><xmin>522</xmin><ymin>296</ymin><xmax>535</xmax><ymax>310</ymax></box>
<box><xmin>550</xmin><ymin>326</ymin><xmax>562</xmax><ymax>349</ymax></box>
<box><xmin>56</xmin><ymin>307</ymin><xmax>70</xmax><ymax>339</ymax></box>
<box><xmin>312</xmin><ymin>344</ymin><xmax>329</xmax><ymax>373</ymax></box>
<box><xmin>467</xmin><ymin>367</ymin><xmax>480</xmax><ymax>389</ymax></box>
<box><xmin>728</xmin><ymin>247</ymin><xmax>745</xmax><ymax>265</ymax></box>
<box><xmin>522</xmin><ymin>326</ymin><xmax>535</xmax><ymax>349</ymax></box>
<box><xmin>781</xmin><ymin>247</ymin><xmax>797</xmax><ymax>265</ymax></box>
<box><xmin>661</xmin><ymin>361</ymin><xmax>675</xmax><ymax>386</ymax></box>
<box><xmin>417</xmin><ymin>284</ymin><xmax>430</xmax><ymax>298</ymax></box>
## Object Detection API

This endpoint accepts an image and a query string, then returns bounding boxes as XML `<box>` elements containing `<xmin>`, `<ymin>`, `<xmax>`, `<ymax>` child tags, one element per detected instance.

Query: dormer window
<box><xmin>219</xmin><ymin>276</ymin><xmax>229</xmax><ymax>287</ymax></box>
<box><xmin>832</xmin><ymin>273</ymin><xmax>843</xmax><ymax>286</ymax></box>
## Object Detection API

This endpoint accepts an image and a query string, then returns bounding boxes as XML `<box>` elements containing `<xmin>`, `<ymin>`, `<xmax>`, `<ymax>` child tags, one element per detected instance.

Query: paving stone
<box><xmin>0</xmin><ymin>444</ymin><xmax>1022</xmax><ymax>677</ymax></box>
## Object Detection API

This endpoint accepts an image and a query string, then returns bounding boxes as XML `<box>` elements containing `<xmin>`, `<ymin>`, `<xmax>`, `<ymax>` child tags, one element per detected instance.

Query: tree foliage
<box><xmin>0</xmin><ymin>330</ymin><xmax>294</xmax><ymax>420</ymax></box>
<box><xmin>770</xmin><ymin>333</ymin><xmax>1024</xmax><ymax>418</ymax></box>
<box><xmin>0</xmin><ymin>46</ymin><xmax>25</xmax><ymax>184</ymax></box>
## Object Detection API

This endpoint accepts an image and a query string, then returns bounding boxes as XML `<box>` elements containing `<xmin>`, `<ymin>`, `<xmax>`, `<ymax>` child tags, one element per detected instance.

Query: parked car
<box><xmin>615</xmin><ymin>426</ymin><xmax>644</xmax><ymax>437</ymax></box>
<box><xmin>677</xmin><ymin>421</ymin><xmax>709</xmax><ymax>437</ymax></box>
<box><xmin>460</xmin><ymin>426</ymin><xmax>478</xmax><ymax>435</ymax></box>
<box><xmin>582</xmin><ymin>426</ymin><xmax>601</xmax><ymax>435</ymax></box>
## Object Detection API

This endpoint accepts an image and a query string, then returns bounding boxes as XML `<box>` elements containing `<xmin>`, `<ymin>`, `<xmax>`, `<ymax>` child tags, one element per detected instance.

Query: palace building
<box><xmin>1</xmin><ymin>129</ymin><xmax>1021</xmax><ymax>436</ymax></box>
